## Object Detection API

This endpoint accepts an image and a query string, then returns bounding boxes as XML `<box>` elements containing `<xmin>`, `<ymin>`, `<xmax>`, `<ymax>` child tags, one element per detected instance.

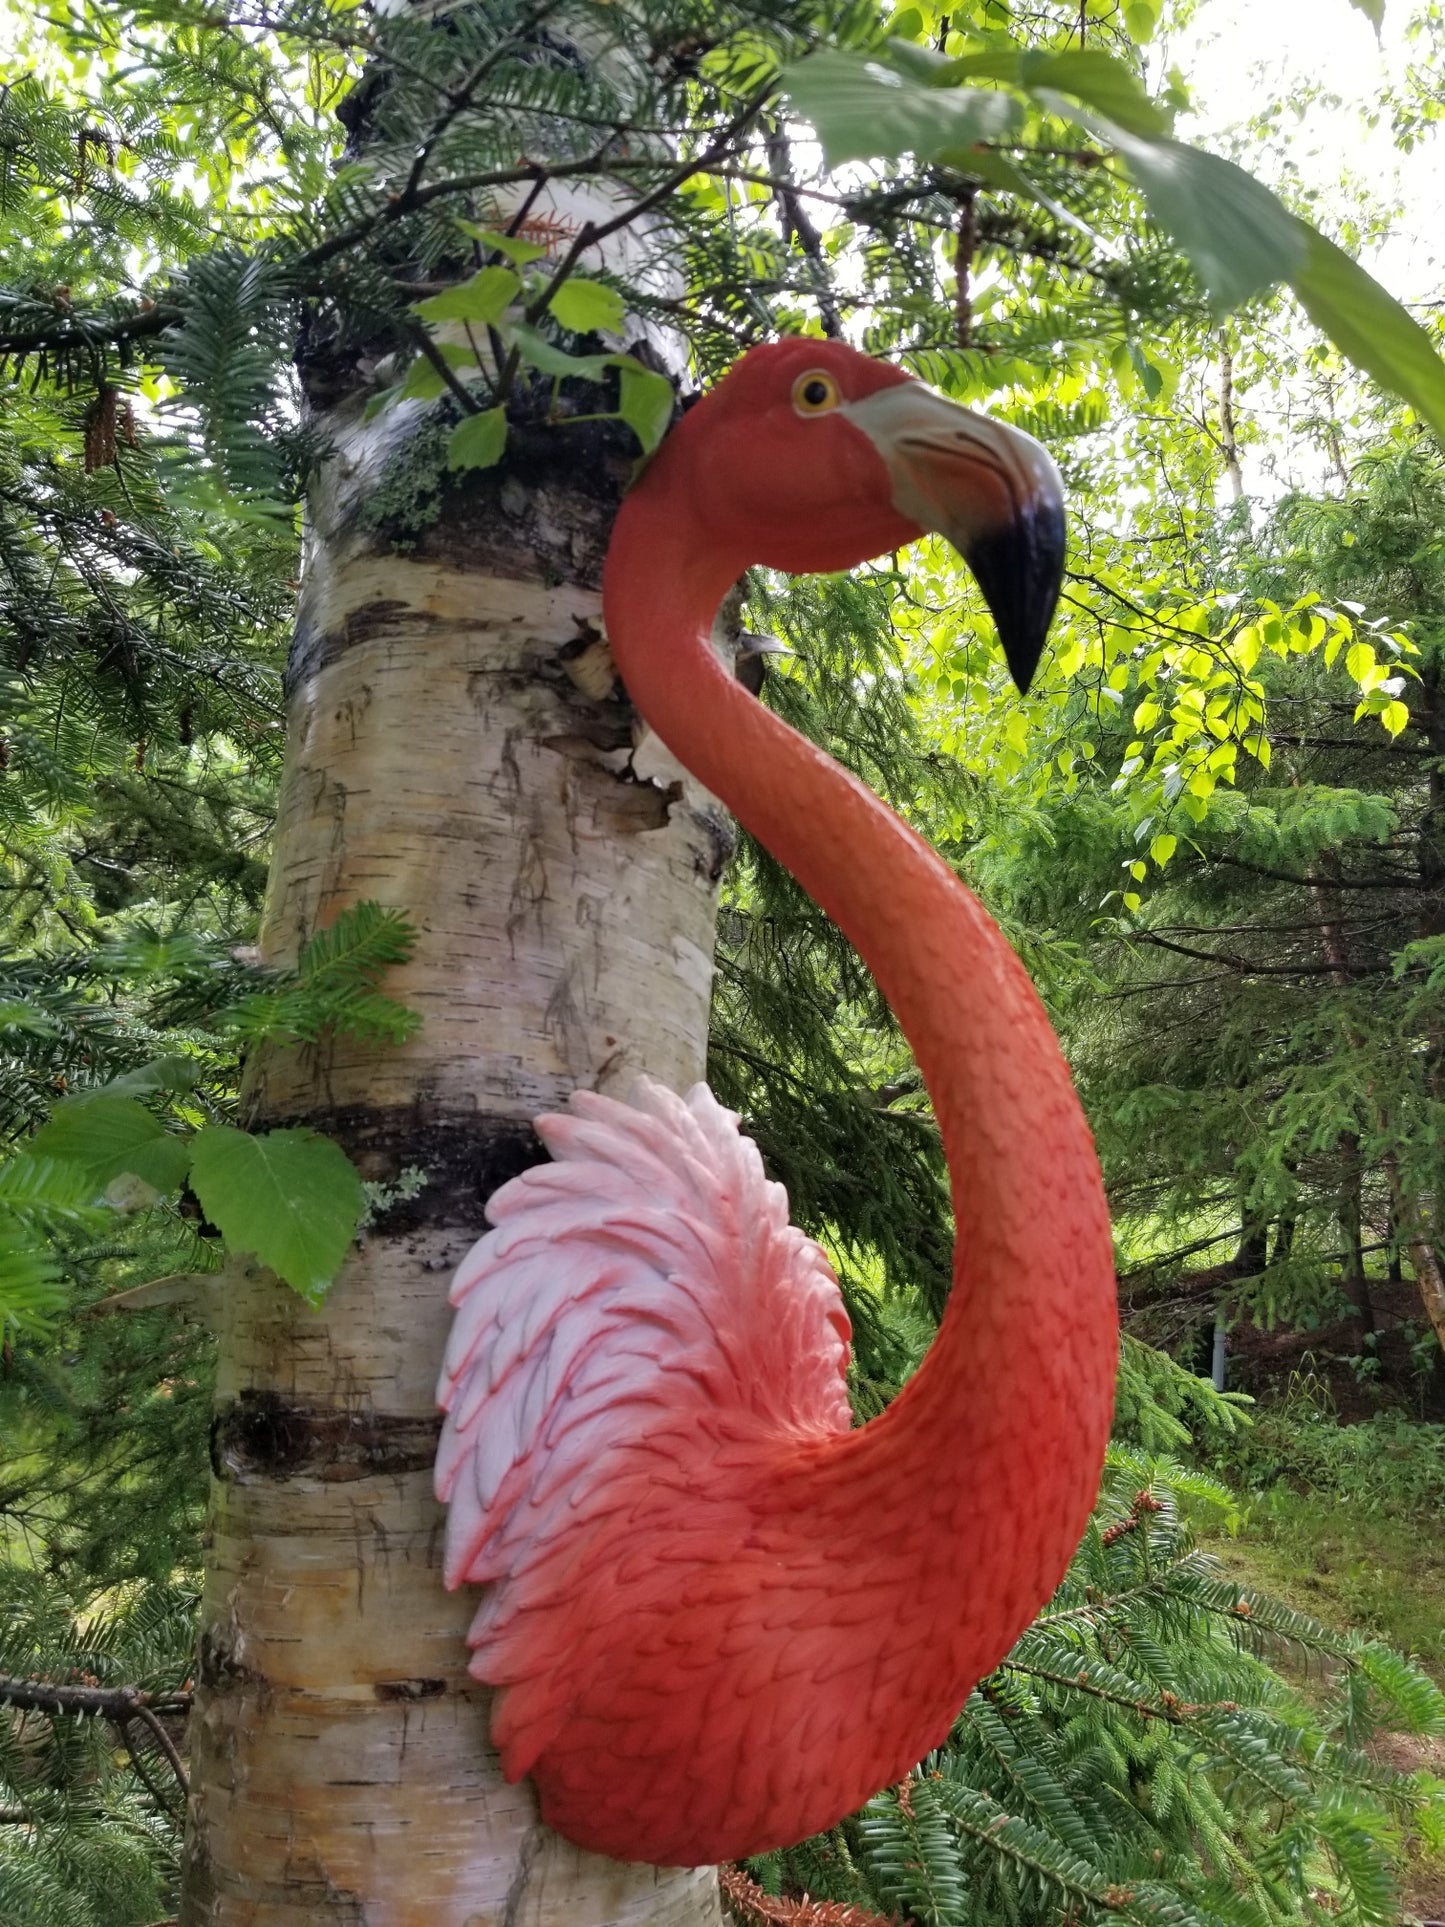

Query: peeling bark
<box><xmin>179</xmin><ymin>395</ymin><xmax>728</xmax><ymax>1924</ymax></box>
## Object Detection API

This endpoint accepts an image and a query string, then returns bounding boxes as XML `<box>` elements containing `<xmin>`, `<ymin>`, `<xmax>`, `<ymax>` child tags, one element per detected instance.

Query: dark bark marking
<box><xmin>546</xmin><ymin>741</ymin><xmax>681</xmax><ymax>832</ymax></box>
<box><xmin>211</xmin><ymin>1392</ymin><xmax>441</xmax><ymax>1484</ymax></box>
<box><xmin>374</xmin><ymin>1677</ymin><xmax>446</xmax><ymax>1702</ymax></box>
<box><xmin>501</xmin><ymin>1824</ymin><xmax>545</xmax><ymax>1927</ymax></box>
<box><xmin>287</xmin><ymin>599</ymin><xmax>433</xmax><ymax>696</ymax></box>
<box><xmin>691</xmin><ymin>806</ymin><xmax>737</xmax><ymax>882</ymax></box>
<box><xmin>196</xmin><ymin>1624</ymin><xmax>268</xmax><ymax>1696</ymax></box>
<box><xmin>242</xmin><ymin>1107</ymin><xmax>544</xmax><ymax>1231</ymax></box>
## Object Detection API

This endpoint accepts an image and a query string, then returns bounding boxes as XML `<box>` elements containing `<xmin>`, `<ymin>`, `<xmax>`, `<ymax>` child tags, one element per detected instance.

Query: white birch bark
<box><xmin>178</xmin><ymin>381</ymin><xmax>729</xmax><ymax>1921</ymax></box>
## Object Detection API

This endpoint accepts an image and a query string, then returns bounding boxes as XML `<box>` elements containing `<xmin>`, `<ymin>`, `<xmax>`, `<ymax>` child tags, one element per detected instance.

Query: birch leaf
<box><xmin>189</xmin><ymin>1125</ymin><xmax>365</xmax><ymax>1305</ymax></box>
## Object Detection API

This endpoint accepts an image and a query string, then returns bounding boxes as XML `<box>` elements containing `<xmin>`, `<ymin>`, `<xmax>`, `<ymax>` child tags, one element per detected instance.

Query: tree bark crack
<box><xmin>211</xmin><ymin>1393</ymin><xmax>441</xmax><ymax>1483</ymax></box>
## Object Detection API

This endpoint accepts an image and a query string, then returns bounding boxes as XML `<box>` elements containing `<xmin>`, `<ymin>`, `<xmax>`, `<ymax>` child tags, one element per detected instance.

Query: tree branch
<box><xmin>0</xmin><ymin>1674</ymin><xmax>191</xmax><ymax>1721</ymax></box>
<box><xmin>1133</xmin><ymin>930</ymin><xmax>1372</xmax><ymax>978</ymax></box>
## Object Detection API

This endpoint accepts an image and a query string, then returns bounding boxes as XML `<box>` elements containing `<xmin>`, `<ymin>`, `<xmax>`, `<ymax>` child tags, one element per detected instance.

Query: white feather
<box><xmin>435</xmin><ymin>1077</ymin><xmax>854</xmax><ymax>1685</ymax></box>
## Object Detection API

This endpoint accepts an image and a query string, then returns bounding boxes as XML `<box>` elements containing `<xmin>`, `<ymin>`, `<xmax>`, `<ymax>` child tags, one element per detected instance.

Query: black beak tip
<box><xmin>964</xmin><ymin>497</ymin><xmax>1067</xmax><ymax>696</ymax></box>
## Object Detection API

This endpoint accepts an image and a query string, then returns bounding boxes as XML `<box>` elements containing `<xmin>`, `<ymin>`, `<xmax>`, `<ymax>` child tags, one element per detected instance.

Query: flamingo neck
<box><xmin>602</xmin><ymin>493</ymin><xmax>1116</xmax><ymax>1684</ymax></box>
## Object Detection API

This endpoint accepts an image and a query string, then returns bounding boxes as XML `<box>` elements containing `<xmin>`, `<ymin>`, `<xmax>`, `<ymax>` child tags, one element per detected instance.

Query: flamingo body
<box><xmin>436</xmin><ymin>340</ymin><xmax>1118</xmax><ymax>1866</ymax></box>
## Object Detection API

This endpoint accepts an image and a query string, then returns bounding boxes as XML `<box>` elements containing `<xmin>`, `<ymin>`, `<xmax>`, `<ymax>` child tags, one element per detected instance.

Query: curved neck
<box><xmin>603</xmin><ymin>491</ymin><xmax>1117</xmax><ymax>1667</ymax></box>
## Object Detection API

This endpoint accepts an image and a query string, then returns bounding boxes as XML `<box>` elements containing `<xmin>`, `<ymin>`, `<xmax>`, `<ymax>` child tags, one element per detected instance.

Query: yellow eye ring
<box><xmin>791</xmin><ymin>370</ymin><xmax>842</xmax><ymax>415</ymax></box>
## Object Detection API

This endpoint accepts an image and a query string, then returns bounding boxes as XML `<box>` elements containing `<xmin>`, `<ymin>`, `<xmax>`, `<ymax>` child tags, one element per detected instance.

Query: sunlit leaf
<box><xmin>1122</xmin><ymin>0</ymin><xmax>1161</xmax><ymax>40</ymax></box>
<box><xmin>454</xmin><ymin>221</ymin><xmax>548</xmax><ymax>264</ymax></box>
<box><xmin>547</xmin><ymin>277</ymin><xmax>626</xmax><ymax>335</ymax></box>
<box><xmin>412</xmin><ymin>266</ymin><xmax>519</xmax><ymax>325</ymax></box>
<box><xmin>782</xmin><ymin>49</ymin><xmax>1022</xmax><ymax>169</ymax></box>
<box><xmin>1289</xmin><ymin>221</ymin><xmax>1445</xmax><ymax>442</ymax></box>
<box><xmin>1345</xmin><ymin>640</ymin><xmax>1376</xmax><ymax>682</ymax></box>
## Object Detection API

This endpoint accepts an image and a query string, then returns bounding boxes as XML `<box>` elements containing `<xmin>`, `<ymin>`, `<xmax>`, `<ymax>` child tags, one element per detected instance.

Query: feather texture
<box><xmin>431</xmin><ymin>342</ymin><xmax>1116</xmax><ymax>1866</ymax></box>
<box><xmin>436</xmin><ymin>1079</ymin><xmax>852</xmax><ymax>1809</ymax></box>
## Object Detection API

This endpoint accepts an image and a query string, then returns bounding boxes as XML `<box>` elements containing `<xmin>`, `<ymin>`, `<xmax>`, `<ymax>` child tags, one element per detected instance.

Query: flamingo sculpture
<box><xmin>436</xmin><ymin>338</ymin><xmax>1117</xmax><ymax>1867</ymax></box>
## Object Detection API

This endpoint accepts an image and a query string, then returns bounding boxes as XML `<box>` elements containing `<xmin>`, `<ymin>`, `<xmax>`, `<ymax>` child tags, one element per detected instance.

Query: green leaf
<box><xmin>504</xmin><ymin>324</ymin><xmax>614</xmax><ymax>381</ymax></box>
<box><xmin>396</xmin><ymin>341</ymin><xmax>480</xmax><ymax>402</ymax></box>
<box><xmin>412</xmin><ymin>266</ymin><xmax>520</xmax><ymax>325</ymax></box>
<box><xmin>447</xmin><ymin>407</ymin><xmax>508</xmax><ymax>472</ymax></box>
<box><xmin>102</xmin><ymin>1055</ymin><xmax>199</xmax><ymax>1096</ymax></box>
<box><xmin>189</xmin><ymin>1125</ymin><xmax>365</xmax><ymax>1305</ymax></box>
<box><xmin>1095</xmin><ymin>122</ymin><xmax>1305</xmax><ymax>311</ymax></box>
<box><xmin>1289</xmin><ymin>221</ymin><xmax>1445</xmax><ymax>442</ymax></box>
<box><xmin>1381</xmin><ymin>699</ymin><xmax>1410</xmax><ymax>736</ymax></box>
<box><xmin>615</xmin><ymin>360</ymin><xmax>675</xmax><ymax>455</ymax></box>
<box><xmin>953</xmin><ymin>46</ymin><xmax>1168</xmax><ymax>137</ymax></box>
<box><xmin>1122</xmin><ymin>0</ymin><xmax>1160</xmax><ymax>39</ymax></box>
<box><xmin>453</xmin><ymin>221</ymin><xmax>548</xmax><ymax>264</ymax></box>
<box><xmin>547</xmin><ymin>277</ymin><xmax>626</xmax><ymax>335</ymax></box>
<box><xmin>1345</xmin><ymin>640</ymin><xmax>1376</xmax><ymax>682</ymax></box>
<box><xmin>1347</xmin><ymin>0</ymin><xmax>1384</xmax><ymax>26</ymax></box>
<box><xmin>27</xmin><ymin>1094</ymin><xmax>192</xmax><ymax>1197</ymax></box>
<box><xmin>781</xmin><ymin>49</ymin><xmax>1023</xmax><ymax>169</ymax></box>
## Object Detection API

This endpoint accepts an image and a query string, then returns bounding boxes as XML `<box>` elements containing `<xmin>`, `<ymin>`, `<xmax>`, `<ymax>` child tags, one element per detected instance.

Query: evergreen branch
<box><xmin>0</xmin><ymin>1675</ymin><xmax>192</xmax><ymax>1721</ymax></box>
<box><xmin>1216</xmin><ymin>854</ymin><xmax>1436</xmax><ymax>889</ymax></box>
<box><xmin>0</xmin><ymin>301</ymin><xmax>177</xmax><ymax>368</ymax></box>
<box><xmin>398</xmin><ymin>0</ymin><xmax>561</xmax><ymax>207</ymax></box>
<box><xmin>720</xmin><ymin>1866</ymin><xmax>896</xmax><ymax>1927</ymax></box>
<box><xmin>294</xmin><ymin>152</ymin><xmax>616</xmax><ymax>274</ymax></box>
<box><xmin>930</xmin><ymin>1781</ymin><xmax>1135</xmax><ymax>1915</ymax></box>
<box><xmin>999</xmin><ymin>1663</ymin><xmax>1199</xmax><ymax>1724</ymax></box>
<box><xmin>521</xmin><ymin>89</ymin><xmax>780</xmax><ymax>326</ymax></box>
<box><xmin>1133</xmin><ymin>930</ymin><xmax>1362</xmax><ymax>978</ymax></box>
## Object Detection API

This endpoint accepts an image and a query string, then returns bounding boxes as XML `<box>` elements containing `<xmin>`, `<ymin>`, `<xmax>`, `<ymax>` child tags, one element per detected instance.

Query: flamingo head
<box><xmin>656</xmin><ymin>337</ymin><xmax>1065</xmax><ymax>692</ymax></box>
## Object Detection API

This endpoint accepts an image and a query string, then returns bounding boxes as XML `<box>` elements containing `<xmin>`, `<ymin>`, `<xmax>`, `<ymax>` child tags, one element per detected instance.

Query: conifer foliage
<box><xmin>2</xmin><ymin>0</ymin><xmax>1444</xmax><ymax>1920</ymax></box>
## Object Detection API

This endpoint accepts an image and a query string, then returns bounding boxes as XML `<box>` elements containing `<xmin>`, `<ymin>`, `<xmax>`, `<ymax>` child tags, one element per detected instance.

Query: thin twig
<box><xmin>954</xmin><ymin>184</ymin><xmax>978</xmax><ymax>349</ymax></box>
<box><xmin>398</xmin><ymin>0</ymin><xmax>560</xmax><ymax>206</ymax></box>
<box><xmin>495</xmin><ymin>89</ymin><xmax>775</xmax><ymax>402</ymax></box>
<box><xmin>405</xmin><ymin>320</ymin><xmax>485</xmax><ymax>414</ymax></box>
<box><xmin>117</xmin><ymin>1714</ymin><xmax>187</xmax><ymax>1816</ymax></box>
<box><xmin>123</xmin><ymin>1702</ymin><xmax>190</xmax><ymax>1800</ymax></box>
<box><xmin>763</xmin><ymin>120</ymin><xmax>843</xmax><ymax>338</ymax></box>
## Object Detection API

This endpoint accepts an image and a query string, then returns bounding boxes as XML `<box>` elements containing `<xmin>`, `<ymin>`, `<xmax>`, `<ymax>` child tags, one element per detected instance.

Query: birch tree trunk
<box><xmin>178</xmin><ymin>386</ymin><xmax>729</xmax><ymax>1923</ymax></box>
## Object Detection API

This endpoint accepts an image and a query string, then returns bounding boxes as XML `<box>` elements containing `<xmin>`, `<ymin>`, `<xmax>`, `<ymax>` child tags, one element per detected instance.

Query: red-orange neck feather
<box><xmin>602</xmin><ymin>392</ymin><xmax>1117</xmax><ymax>1757</ymax></box>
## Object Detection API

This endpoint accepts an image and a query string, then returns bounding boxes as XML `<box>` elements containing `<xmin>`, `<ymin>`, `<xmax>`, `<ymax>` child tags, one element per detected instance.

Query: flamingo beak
<box><xmin>844</xmin><ymin>385</ymin><xmax>1066</xmax><ymax>694</ymax></box>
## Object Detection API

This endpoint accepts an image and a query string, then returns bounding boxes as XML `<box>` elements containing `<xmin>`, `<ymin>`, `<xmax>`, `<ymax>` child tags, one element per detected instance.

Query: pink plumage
<box><xmin>433</xmin><ymin>341</ymin><xmax>1117</xmax><ymax>1866</ymax></box>
<box><xmin>436</xmin><ymin>1082</ymin><xmax>855</xmax><ymax>1852</ymax></box>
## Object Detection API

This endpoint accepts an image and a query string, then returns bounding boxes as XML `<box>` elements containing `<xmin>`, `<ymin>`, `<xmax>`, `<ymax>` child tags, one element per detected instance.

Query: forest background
<box><xmin>1</xmin><ymin>0</ymin><xmax>1444</xmax><ymax>1921</ymax></box>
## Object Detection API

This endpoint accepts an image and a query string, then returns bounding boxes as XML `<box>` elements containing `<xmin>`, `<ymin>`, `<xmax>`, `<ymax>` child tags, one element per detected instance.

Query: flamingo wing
<box><xmin>435</xmin><ymin>1077</ymin><xmax>852</xmax><ymax>1773</ymax></box>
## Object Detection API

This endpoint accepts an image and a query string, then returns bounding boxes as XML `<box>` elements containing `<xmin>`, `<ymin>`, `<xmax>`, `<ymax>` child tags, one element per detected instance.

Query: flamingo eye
<box><xmin>792</xmin><ymin>371</ymin><xmax>842</xmax><ymax>416</ymax></box>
